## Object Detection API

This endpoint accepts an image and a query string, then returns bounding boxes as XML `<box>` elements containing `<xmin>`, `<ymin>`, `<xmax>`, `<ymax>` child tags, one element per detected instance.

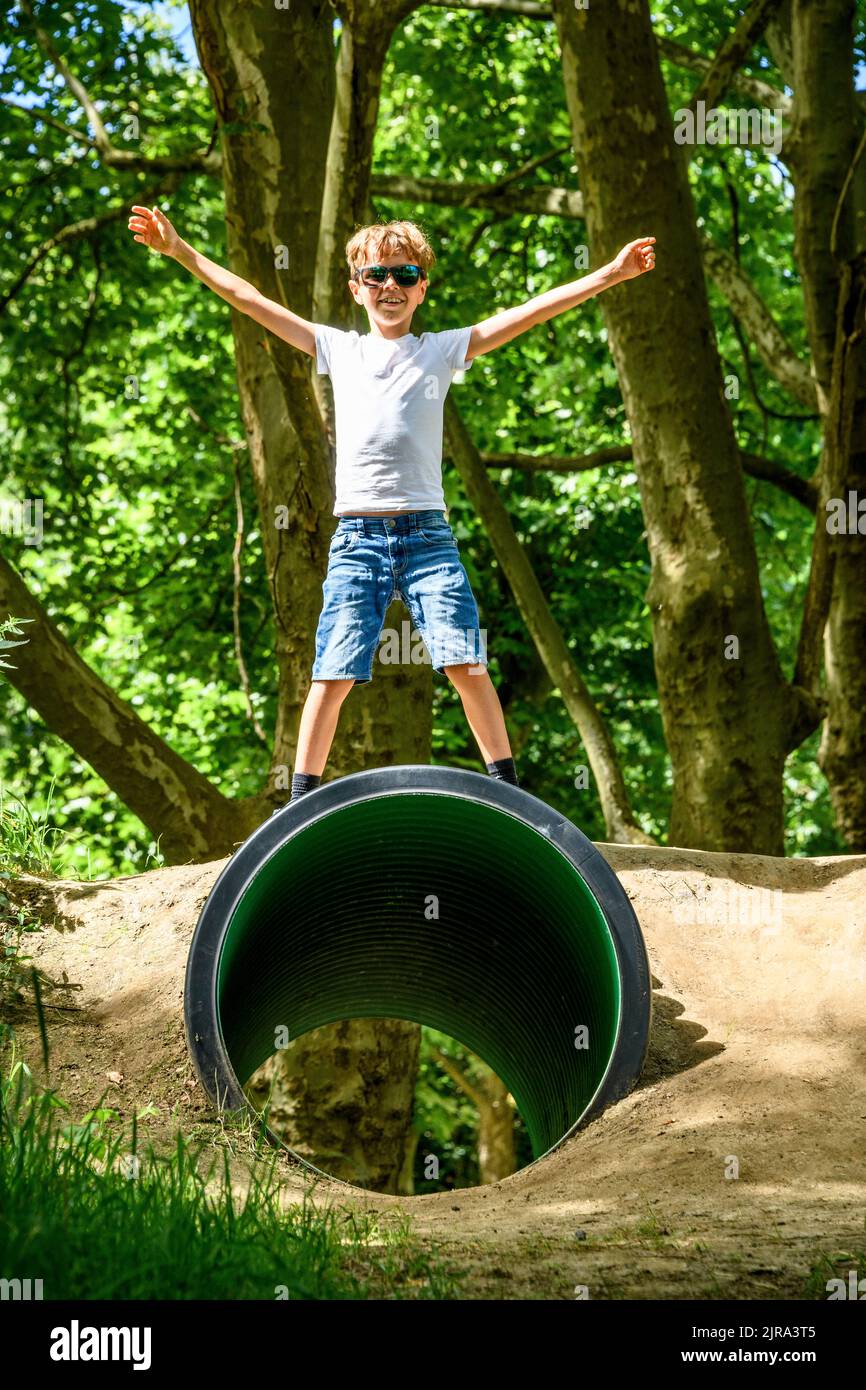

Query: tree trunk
<box><xmin>550</xmin><ymin>0</ymin><xmax>815</xmax><ymax>854</ymax></box>
<box><xmin>396</xmin><ymin>1124</ymin><xmax>421</xmax><ymax>1195</ymax></box>
<box><xmin>782</xmin><ymin>0</ymin><xmax>866</xmax><ymax>849</ymax></box>
<box><xmin>244</xmin><ymin>1020</ymin><xmax>421</xmax><ymax>1193</ymax></box>
<box><xmin>476</xmin><ymin>1072</ymin><xmax>517</xmax><ymax>1184</ymax></box>
<box><xmin>189</xmin><ymin>0</ymin><xmax>336</xmax><ymax>789</ymax></box>
<box><xmin>314</xmin><ymin>0</ymin><xmax>421</xmax><ymax>328</ymax></box>
<box><xmin>430</xmin><ymin>1046</ymin><xmax>517</xmax><ymax>1183</ymax></box>
<box><xmin>819</xmin><ymin>444</ymin><xmax>866</xmax><ymax>851</ymax></box>
<box><xmin>785</xmin><ymin>0</ymin><xmax>858</xmax><ymax>404</ymax></box>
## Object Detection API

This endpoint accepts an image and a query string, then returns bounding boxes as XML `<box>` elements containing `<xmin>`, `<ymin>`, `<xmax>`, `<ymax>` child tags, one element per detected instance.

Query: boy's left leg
<box><xmin>444</xmin><ymin>662</ymin><xmax>518</xmax><ymax>782</ymax></box>
<box><xmin>399</xmin><ymin>514</ymin><xmax>518</xmax><ymax>782</ymax></box>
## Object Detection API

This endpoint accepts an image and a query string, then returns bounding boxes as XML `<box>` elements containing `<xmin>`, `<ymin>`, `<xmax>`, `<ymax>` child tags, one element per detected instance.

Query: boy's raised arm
<box><xmin>466</xmin><ymin>236</ymin><xmax>656</xmax><ymax>361</ymax></box>
<box><xmin>127</xmin><ymin>205</ymin><xmax>317</xmax><ymax>358</ymax></box>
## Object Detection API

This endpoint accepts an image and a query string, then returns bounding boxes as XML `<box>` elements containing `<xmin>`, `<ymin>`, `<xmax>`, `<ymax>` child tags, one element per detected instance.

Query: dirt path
<box><xmin>5</xmin><ymin>843</ymin><xmax>865</xmax><ymax>1300</ymax></box>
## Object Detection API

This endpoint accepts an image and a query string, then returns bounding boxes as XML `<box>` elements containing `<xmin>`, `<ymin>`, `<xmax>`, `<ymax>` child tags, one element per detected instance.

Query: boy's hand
<box><xmin>610</xmin><ymin>237</ymin><xmax>656</xmax><ymax>280</ymax></box>
<box><xmin>127</xmin><ymin>205</ymin><xmax>181</xmax><ymax>258</ymax></box>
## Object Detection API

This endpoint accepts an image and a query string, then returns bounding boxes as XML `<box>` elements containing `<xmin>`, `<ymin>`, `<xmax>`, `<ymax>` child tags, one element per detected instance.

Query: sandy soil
<box><xmin>4</xmin><ymin>842</ymin><xmax>865</xmax><ymax>1300</ymax></box>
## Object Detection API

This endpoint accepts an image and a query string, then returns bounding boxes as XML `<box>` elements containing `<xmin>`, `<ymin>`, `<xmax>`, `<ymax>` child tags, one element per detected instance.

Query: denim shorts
<box><xmin>311</xmin><ymin>510</ymin><xmax>488</xmax><ymax>684</ymax></box>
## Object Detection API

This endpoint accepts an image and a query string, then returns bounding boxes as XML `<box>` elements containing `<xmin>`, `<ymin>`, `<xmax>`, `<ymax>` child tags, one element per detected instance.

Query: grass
<box><xmin>804</xmin><ymin>1229</ymin><xmax>866</xmax><ymax>1300</ymax></box>
<box><xmin>0</xmin><ymin>1045</ymin><xmax>465</xmax><ymax>1300</ymax></box>
<box><xmin>0</xmin><ymin>777</ymin><xmax>63</xmax><ymax>1018</ymax></box>
<box><xmin>0</xmin><ymin>775</ymin><xmax>67</xmax><ymax>878</ymax></box>
<box><xmin>0</xmin><ymin>774</ymin><xmax>166</xmax><ymax>882</ymax></box>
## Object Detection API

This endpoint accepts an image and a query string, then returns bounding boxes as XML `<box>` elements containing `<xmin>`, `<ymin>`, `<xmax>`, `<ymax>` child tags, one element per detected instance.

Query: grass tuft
<box><xmin>0</xmin><ymin>1044</ymin><xmax>464</xmax><ymax>1300</ymax></box>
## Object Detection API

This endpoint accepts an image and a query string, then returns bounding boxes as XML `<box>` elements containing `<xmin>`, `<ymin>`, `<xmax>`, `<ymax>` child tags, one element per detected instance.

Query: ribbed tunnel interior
<box><xmin>215</xmin><ymin>790</ymin><xmax>625</xmax><ymax>1160</ymax></box>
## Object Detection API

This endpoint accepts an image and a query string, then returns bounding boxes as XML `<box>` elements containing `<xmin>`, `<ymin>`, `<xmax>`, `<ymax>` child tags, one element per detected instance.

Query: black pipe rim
<box><xmin>183</xmin><ymin>765</ymin><xmax>652</xmax><ymax>1190</ymax></box>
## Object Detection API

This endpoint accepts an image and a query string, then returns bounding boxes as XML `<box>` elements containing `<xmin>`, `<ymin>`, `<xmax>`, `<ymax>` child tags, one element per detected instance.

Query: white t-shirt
<box><xmin>315</xmin><ymin>323</ymin><xmax>474</xmax><ymax>515</ymax></box>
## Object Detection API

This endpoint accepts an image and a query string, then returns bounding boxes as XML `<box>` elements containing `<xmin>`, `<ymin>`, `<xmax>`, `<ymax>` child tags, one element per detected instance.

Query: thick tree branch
<box><xmin>370</xmin><ymin>170</ymin><xmax>584</xmax><ymax>219</ymax></box>
<box><xmin>699</xmin><ymin>235</ymin><xmax>819</xmax><ymax>410</ymax></box>
<box><xmin>655</xmin><ymin>35</ymin><xmax>791</xmax><ymax>112</ymax></box>
<box><xmin>429</xmin><ymin>1047</ymin><xmax>488</xmax><ymax>1111</ymax></box>
<box><xmin>737</xmin><ymin>449</ymin><xmax>817</xmax><ymax>508</ymax></box>
<box><xmin>232</xmin><ymin>457</ymin><xmax>267</xmax><ymax>744</ymax></box>
<box><xmin>481</xmin><ymin>446</ymin><xmax>817</xmax><ymax>509</ymax></box>
<box><xmin>425</xmin><ymin>0</ymin><xmax>549</xmax><ymax>14</ymax></box>
<box><xmin>0</xmin><ymin>553</ymin><xmax>266</xmax><ymax>862</ymax></box>
<box><xmin>482</xmin><ymin>446</ymin><xmax>633</xmax><ymax>473</ymax></box>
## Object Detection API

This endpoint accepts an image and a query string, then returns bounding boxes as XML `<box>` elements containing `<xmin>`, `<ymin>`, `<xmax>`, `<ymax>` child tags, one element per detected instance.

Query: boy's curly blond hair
<box><xmin>345</xmin><ymin>220</ymin><xmax>436</xmax><ymax>277</ymax></box>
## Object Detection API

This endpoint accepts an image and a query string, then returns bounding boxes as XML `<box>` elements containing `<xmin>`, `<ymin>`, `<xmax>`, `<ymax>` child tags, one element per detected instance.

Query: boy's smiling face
<box><xmin>348</xmin><ymin>250</ymin><xmax>428</xmax><ymax>339</ymax></box>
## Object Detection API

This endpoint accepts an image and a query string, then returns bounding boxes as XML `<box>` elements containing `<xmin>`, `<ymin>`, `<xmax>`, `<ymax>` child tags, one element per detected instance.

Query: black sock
<box><xmin>485</xmin><ymin>757</ymin><xmax>519</xmax><ymax>787</ymax></box>
<box><xmin>290</xmin><ymin>772</ymin><xmax>322</xmax><ymax>801</ymax></box>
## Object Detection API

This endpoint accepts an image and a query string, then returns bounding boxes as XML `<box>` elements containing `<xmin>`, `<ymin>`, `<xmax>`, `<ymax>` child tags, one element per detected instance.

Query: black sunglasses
<box><xmin>353</xmin><ymin>263</ymin><xmax>425</xmax><ymax>288</ymax></box>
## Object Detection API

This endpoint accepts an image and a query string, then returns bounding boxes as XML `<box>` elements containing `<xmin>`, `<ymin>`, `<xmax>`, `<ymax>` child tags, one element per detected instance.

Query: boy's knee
<box><xmin>312</xmin><ymin>677</ymin><xmax>355</xmax><ymax>698</ymax></box>
<box><xmin>443</xmin><ymin>662</ymin><xmax>485</xmax><ymax>684</ymax></box>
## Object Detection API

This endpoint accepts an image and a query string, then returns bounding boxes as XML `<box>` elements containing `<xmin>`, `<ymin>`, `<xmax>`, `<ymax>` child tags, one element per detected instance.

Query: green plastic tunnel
<box><xmin>184</xmin><ymin>766</ymin><xmax>652</xmax><ymax>1179</ymax></box>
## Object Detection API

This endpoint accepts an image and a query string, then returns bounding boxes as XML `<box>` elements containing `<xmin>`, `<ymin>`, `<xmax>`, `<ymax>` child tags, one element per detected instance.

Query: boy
<box><xmin>128</xmin><ymin>206</ymin><xmax>655</xmax><ymax>801</ymax></box>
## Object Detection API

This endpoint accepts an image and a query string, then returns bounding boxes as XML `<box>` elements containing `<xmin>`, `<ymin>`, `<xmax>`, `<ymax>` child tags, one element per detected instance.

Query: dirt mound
<box><xmin>5</xmin><ymin>843</ymin><xmax>865</xmax><ymax>1300</ymax></box>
